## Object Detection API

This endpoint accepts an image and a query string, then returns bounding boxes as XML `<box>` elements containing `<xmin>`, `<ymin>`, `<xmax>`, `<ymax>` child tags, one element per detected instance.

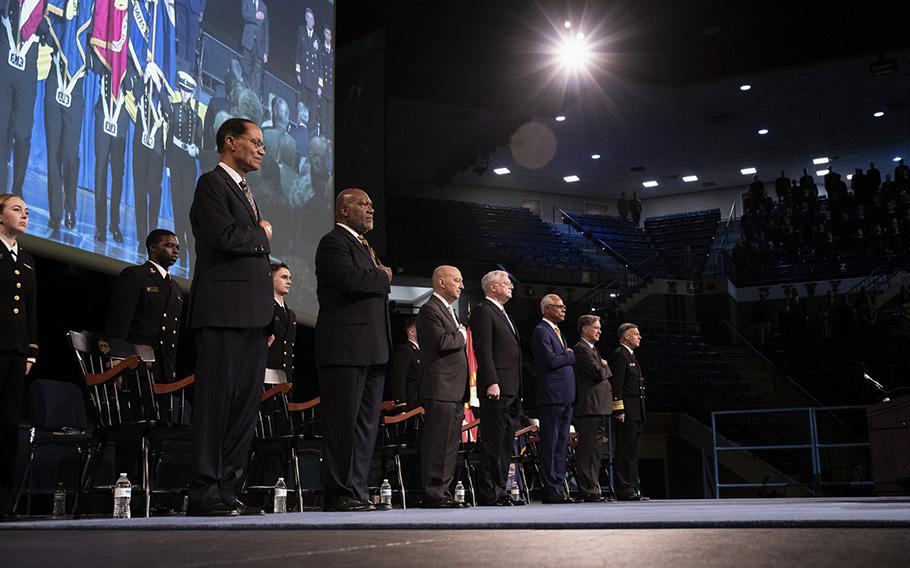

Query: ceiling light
<box><xmin>642</xmin><ymin>180</ymin><xmax>658</xmax><ymax>188</ymax></box>
<box><xmin>873</xmin><ymin>111</ymin><xmax>885</xmax><ymax>118</ymax></box>
<box><xmin>576</xmin><ymin>32</ymin><xmax>585</xmax><ymax>40</ymax></box>
<box><xmin>739</xmin><ymin>84</ymin><xmax>751</xmax><ymax>91</ymax></box>
<box><xmin>493</xmin><ymin>167</ymin><xmax>511</xmax><ymax>175</ymax></box>
<box><xmin>894</xmin><ymin>157</ymin><xmax>903</xmax><ymax>162</ymax></box>
<box><xmin>682</xmin><ymin>175</ymin><xmax>698</xmax><ymax>182</ymax></box>
<box><xmin>563</xmin><ymin>175</ymin><xmax>580</xmax><ymax>183</ymax></box>
<box><xmin>812</xmin><ymin>157</ymin><xmax>829</xmax><ymax>165</ymax></box>
<box><xmin>816</xmin><ymin>169</ymin><xmax>829</xmax><ymax>176</ymax></box>
<box><xmin>591</xmin><ymin>154</ymin><xmax>601</xmax><ymax>160</ymax></box>
<box><xmin>757</xmin><ymin>129</ymin><xmax>769</xmax><ymax>135</ymax></box>
<box><xmin>555</xmin><ymin>115</ymin><xmax>566</xmax><ymax>122</ymax></box>
<box><xmin>740</xmin><ymin>167</ymin><xmax>757</xmax><ymax>175</ymax></box>
<box><xmin>564</xmin><ymin>20</ymin><xmax>572</xmax><ymax>29</ymax></box>
<box><xmin>847</xmin><ymin>174</ymin><xmax>854</xmax><ymax>181</ymax></box>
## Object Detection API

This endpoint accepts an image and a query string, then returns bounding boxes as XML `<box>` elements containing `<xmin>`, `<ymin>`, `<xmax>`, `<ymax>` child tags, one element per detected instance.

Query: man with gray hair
<box><xmin>416</xmin><ymin>265</ymin><xmax>468</xmax><ymax>507</ymax></box>
<box><xmin>609</xmin><ymin>322</ymin><xmax>648</xmax><ymax>501</ymax></box>
<box><xmin>531</xmin><ymin>294</ymin><xmax>576</xmax><ymax>503</ymax></box>
<box><xmin>470</xmin><ymin>270</ymin><xmax>523</xmax><ymax>506</ymax></box>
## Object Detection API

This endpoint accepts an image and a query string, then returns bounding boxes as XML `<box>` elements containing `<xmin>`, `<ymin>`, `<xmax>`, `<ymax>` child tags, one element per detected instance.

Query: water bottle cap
<box><xmin>277</xmin><ymin>477</ymin><xmax>284</xmax><ymax>481</ymax></box>
<box><xmin>119</xmin><ymin>473</ymin><xmax>127</xmax><ymax>476</ymax></box>
<box><xmin>383</xmin><ymin>479</ymin><xmax>389</xmax><ymax>483</ymax></box>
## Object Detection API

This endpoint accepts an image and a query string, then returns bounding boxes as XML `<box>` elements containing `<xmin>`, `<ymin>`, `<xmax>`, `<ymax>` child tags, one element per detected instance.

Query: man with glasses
<box><xmin>471</xmin><ymin>270</ymin><xmax>523</xmax><ymax>506</ymax></box>
<box><xmin>186</xmin><ymin>118</ymin><xmax>273</xmax><ymax>516</ymax></box>
<box><xmin>531</xmin><ymin>294</ymin><xmax>576</xmax><ymax>503</ymax></box>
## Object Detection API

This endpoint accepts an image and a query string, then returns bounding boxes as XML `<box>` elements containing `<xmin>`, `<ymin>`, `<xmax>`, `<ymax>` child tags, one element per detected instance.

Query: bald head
<box><xmin>432</xmin><ymin>265</ymin><xmax>464</xmax><ymax>304</ymax></box>
<box><xmin>335</xmin><ymin>188</ymin><xmax>374</xmax><ymax>234</ymax></box>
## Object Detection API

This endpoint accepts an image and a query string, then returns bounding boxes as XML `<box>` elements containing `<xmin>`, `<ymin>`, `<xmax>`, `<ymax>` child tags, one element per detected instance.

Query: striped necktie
<box><xmin>357</xmin><ymin>235</ymin><xmax>379</xmax><ymax>267</ymax></box>
<box><xmin>238</xmin><ymin>179</ymin><xmax>259</xmax><ymax>220</ymax></box>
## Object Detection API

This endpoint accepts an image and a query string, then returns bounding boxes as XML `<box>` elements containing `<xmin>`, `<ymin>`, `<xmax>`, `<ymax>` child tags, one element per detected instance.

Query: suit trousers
<box><xmin>476</xmin><ymin>394</ymin><xmax>519</xmax><ymax>503</ymax></box>
<box><xmin>318</xmin><ymin>365</ymin><xmax>384</xmax><ymax>502</ymax></box>
<box><xmin>189</xmin><ymin>326</ymin><xmax>268</xmax><ymax>506</ymax></box>
<box><xmin>538</xmin><ymin>402</ymin><xmax>573</xmax><ymax>497</ymax></box>
<box><xmin>613</xmin><ymin>415</ymin><xmax>644</xmax><ymax>497</ymax></box>
<box><xmin>44</xmin><ymin>70</ymin><xmax>85</xmax><ymax>221</ymax></box>
<box><xmin>0</xmin><ymin>350</ymin><xmax>26</xmax><ymax>513</ymax></box>
<box><xmin>132</xmin><ymin>141</ymin><xmax>164</xmax><ymax>243</ymax></box>
<box><xmin>574</xmin><ymin>414</ymin><xmax>609</xmax><ymax>497</ymax></box>
<box><xmin>0</xmin><ymin>58</ymin><xmax>37</xmax><ymax>196</ymax></box>
<box><xmin>93</xmin><ymin>123</ymin><xmax>126</xmax><ymax>233</ymax></box>
<box><xmin>168</xmin><ymin>150</ymin><xmax>198</xmax><ymax>265</ymax></box>
<box><xmin>420</xmin><ymin>399</ymin><xmax>464</xmax><ymax>502</ymax></box>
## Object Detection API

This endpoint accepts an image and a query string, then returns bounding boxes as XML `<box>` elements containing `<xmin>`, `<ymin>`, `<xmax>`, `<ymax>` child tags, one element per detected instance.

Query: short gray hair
<box><xmin>481</xmin><ymin>270</ymin><xmax>510</xmax><ymax>295</ymax></box>
<box><xmin>617</xmin><ymin>322</ymin><xmax>638</xmax><ymax>340</ymax></box>
<box><xmin>577</xmin><ymin>314</ymin><xmax>600</xmax><ymax>334</ymax></box>
<box><xmin>539</xmin><ymin>294</ymin><xmax>560</xmax><ymax>314</ymax></box>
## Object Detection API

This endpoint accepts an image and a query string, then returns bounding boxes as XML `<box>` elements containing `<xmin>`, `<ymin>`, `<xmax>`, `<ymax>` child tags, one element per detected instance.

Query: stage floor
<box><xmin>2</xmin><ymin>497</ymin><xmax>909</xmax><ymax>530</ymax></box>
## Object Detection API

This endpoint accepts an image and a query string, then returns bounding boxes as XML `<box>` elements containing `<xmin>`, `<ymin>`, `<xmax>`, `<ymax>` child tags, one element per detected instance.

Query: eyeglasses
<box><xmin>496</xmin><ymin>281</ymin><xmax>514</xmax><ymax>288</ymax></box>
<box><xmin>547</xmin><ymin>304</ymin><xmax>567</xmax><ymax>310</ymax></box>
<box><xmin>234</xmin><ymin>135</ymin><xmax>265</xmax><ymax>150</ymax></box>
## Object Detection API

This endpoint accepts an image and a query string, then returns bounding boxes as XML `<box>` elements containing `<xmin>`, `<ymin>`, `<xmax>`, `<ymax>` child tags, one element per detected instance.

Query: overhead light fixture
<box><xmin>591</xmin><ymin>154</ymin><xmax>601</xmax><ymax>160</ymax></box>
<box><xmin>642</xmin><ymin>180</ymin><xmax>658</xmax><ymax>188</ymax></box>
<box><xmin>564</xmin><ymin>20</ymin><xmax>572</xmax><ymax>29</ymax></box>
<box><xmin>741</xmin><ymin>167</ymin><xmax>757</xmax><ymax>175</ymax></box>
<box><xmin>757</xmin><ymin>129</ymin><xmax>769</xmax><ymax>135</ymax></box>
<box><xmin>493</xmin><ymin>167</ymin><xmax>511</xmax><ymax>175</ymax></box>
<box><xmin>893</xmin><ymin>156</ymin><xmax>903</xmax><ymax>162</ymax></box>
<box><xmin>812</xmin><ymin>157</ymin><xmax>829</xmax><ymax>165</ymax></box>
<box><xmin>873</xmin><ymin>111</ymin><xmax>885</xmax><ymax>118</ymax></box>
<box><xmin>682</xmin><ymin>175</ymin><xmax>698</xmax><ymax>182</ymax></box>
<box><xmin>847</xmin><ymin>174</ymin><xmax>854</xmax><ymax>181</ymax></box>
<box><xmin>563</xmin><ymin>175</ymin><xmax>580</xmax><ymax>183</ymax></box>
<box><xmin>576</xmin><ymin>32</ymin><xmax>585</xmax><ymax>40</ymax></box>
<box><xmin>739</xmin><ymin>84</ymin><xmax>751</xmax><ymax>91</ymax></box>
<box><xmin>555</xmin><ymin>115</ymin><xmax>566</xmax><ymax>122</ymax></box>
<box><xmin>816</xmin><ymin>169</ymin><xmax>830</xmax><ymax>176</ymax></box>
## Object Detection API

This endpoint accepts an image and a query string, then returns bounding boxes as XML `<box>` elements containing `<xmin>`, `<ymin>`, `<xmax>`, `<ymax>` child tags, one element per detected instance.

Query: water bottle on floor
<box><xmin>454</xmin><ymin>481</ymin><xmax>465</xmax><ymax>504</ymax></box>
<box><xmin>113</xmin><ymin>473</ymin><xmax>131</xmax><ymax>519</ymax></box>
<box><xmin>380</xmin><ymin>479</ymin><xmax>392</xmax><ymax>507</ymax></box>
<box><xmin>510</xmin><ymin>483</ymin><xmax>520</xmax><ymax>503</ymax></box>
<box><xmin>274</xmin><ymin>477</ymin><xmax>288</xmax><ymax>513</ymax></box>
<box><xmin>52</xmin><ymin>482</ymin><xmax>66</xmax><ymax>519</ymax></box>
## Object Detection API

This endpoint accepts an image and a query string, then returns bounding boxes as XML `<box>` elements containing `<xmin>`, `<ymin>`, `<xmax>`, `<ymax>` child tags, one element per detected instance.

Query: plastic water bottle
<box><xmin>273</xmin><ymin>477</ymin><xmax>287</xmax><ymax>513</ymax></box>
<box><xmin>380</xmin><ymin>479</ymin><xmax>392</xmax><ymax>507</ymax></box>
<box><xmin>52</xmin><ymin>483</ymin><xmax>66</xmax><ymax>519</ymax></box>
<box><xmin>113</xmin><ymin>473</ymin><xmax>131</xmax><ymax>519</ymax></box>
<box><xmin>510</xmin><ymin>483</ymin><xmax>520</xmax><ymax>503</ymax></box>
<box><xmin>454</xmin><ymin>481</ymin><xmax>465</xmax><ymax>504</ymax></box>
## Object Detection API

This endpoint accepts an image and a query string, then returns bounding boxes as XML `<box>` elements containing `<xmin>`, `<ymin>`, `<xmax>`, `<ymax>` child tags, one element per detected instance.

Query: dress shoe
<box><xmin>94</xmin><ymin>230</ymin><xmax>106</xmax><ymax>242</ymax></box>
<box><xmin>48</xmin><ymin>218</ymin><xmax>60</xmax><ymax>230</ymax></box>
<box><xmin>323</xmin><ymin>496</ymin><xmax>375</xmax><ymax>512</ymax></box>
<box><xmin>64</xmin><ymin>212</ymin><xmax>76</xmax><ymax>229</ymax></box>
<box><xmin>229</xmin><ymin>500</ymin><xmax>265</xmax><ymax>516</ymax></box>
<box><xmin>616</xmin><ymin>493</ymin><xmax>647</xmax><ymax>502</ymax></box>
<box><xmin>423</xmin><ymin>498</ymin><xmax>464</xmax><ymax>509</ymax></box>
<box><xmin>111</xmin><ymin>226</ymin><xmax>124</xmax><ymax>243</ymax></box>
<box><xmin>0</xmin><ymin>511</ymin><xmax>21</xmax><ymax>522</ymax></box>
<box><xmin>582</xmin><ymin>493</ymin><xmax>605</xmax><ymax>503</ymax></box>
<box><xmin>511</xmin><ymin>497</ymin><xmax>527</xmax><ymax>506</ymax></box>
<box><xmin>477</xmin><ymin>497</ymin><xmax>512</xmax><ymax>507</ymax></box>
<box><xmin>186</xmin><ymin>500</ymin><xmax>239</xmax><ymax>517</ymax></box>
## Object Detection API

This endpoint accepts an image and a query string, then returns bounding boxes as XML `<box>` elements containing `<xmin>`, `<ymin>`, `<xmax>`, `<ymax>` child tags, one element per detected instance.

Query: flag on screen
<box><xmin>90</xmin><ymin>0</ymin><xmax>129</xmax><ymax>97</ymax></box>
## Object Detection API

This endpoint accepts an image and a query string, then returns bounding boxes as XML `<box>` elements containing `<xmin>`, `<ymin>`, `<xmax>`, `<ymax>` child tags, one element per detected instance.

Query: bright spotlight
<box><xmin>557</xmin><ymin>35</ymin><xmax>591</xmax><ymax>71</ymax></box>
<box><xmin>555</xmin><ymin>115</ymin><xmax>566</xmax><ymax>122</ymax></box>
<box><xmin>564</xmin><ymin>20</ymin><xmax>572</xmax><ymax>29</ymax></box>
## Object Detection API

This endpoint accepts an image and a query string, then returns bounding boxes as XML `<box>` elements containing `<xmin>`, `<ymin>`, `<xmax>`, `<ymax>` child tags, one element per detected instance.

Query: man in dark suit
<box><xmin>240</xmin><ymin>0</ymin><xmax>269</xmax><ymax>93</ymax></box>
<box><xmin>315</xmin><ymin>188</ymin><xmax>392</xmax><ymax>512</ymax></box>
<box><xmin>106</xmin><ymin>229</ymin><xmax>185</xmax><ymax>383</ymax></box>
<box><xmin>186</xmin><ymin>118</ymin><xmax>273</xmax><ymax>516</ymax></box>
<box><xmin>609</xmin><ymin>322</ymin><xmax>648</xmax><ymax>501</ymax></box>
<box><xmin>471</xmin><ymin>269</ymin><xmax>522</xmax><ymax>506</ymax></box>
<box><xmin>531</xmin><ymin>294</ymin><xmax>576</xmax><ymax>503</ymax></box>
<box><xmin>572</xmin><ymin>315</ymin><xmax>614</xmax><ymax>502</ymax></box>
<box><xmin>389</xmin><ymin>318</ymin><xmax>420</xmax><ymax>407</ymax></box>
<box><xmin>416</xmin><ymin>265</ymin><xmax>468</xmax><ymax>508</ymax></box>
<box><xmin>265</xmin><ymin>262</ymin><xmax>295</xmax><ymax>384</ymax></box>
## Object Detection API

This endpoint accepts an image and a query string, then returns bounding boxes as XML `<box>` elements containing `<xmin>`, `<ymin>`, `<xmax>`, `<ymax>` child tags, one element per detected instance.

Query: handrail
<box><xmin>555</xmin><ymin>207</ymin><xmax>634</xmax><ymax>267</ymax></box>
<box><xmin>577</xmin><ymin>253</ymin><xmax>661</xmax><ymax>305</ymax></box>
<box><xmin>844</xmin><ymin>255</ymin><xmax>903</xmax><ymax>297</ymax></box>
<box><xmin>717</xmin><ymin>200</ymin><xmax>738</xmax><ymax>250</ymax></box>
<box><xmin>721</xmin><ymin>320</ymin><xmax>824</xmax><ymax>408</ymax></box>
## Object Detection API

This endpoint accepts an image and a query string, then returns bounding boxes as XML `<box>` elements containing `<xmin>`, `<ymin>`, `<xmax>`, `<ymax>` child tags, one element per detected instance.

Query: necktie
<box><xmin>8</xmin><ymin>248</ymin><xmax>17</xmax><ymax>263</ymax></box>
<box><xmin>449</xmin><ymin>304</ymin><xmax>459</xmax><ymax>325</ymax></box>
<box><xmin>357</xmin><ymin>235</ymin><xmax>379</xmax><ymax>267</ymax></box>
<box><xmin>593</xmin><ymin>345</ymin><xmax>600</xmax><ymax>360</ymax></box>
<box><xmin>238</xmin><ymin>179</ymin><xmax>259</xmax><ymax>220</ymax></box>
<box><xmin>502</xmin><ymin>308</ymin><xmax>516</xmax><ymax>335</ymax></box>
<box><xmin>555</xmin><ymin>326</ymin><xmax>565</xmax><ymax>348</ymax></box>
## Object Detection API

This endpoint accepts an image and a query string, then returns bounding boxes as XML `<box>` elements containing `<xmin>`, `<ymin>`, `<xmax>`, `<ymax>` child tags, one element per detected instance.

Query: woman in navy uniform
<box><xmin>0</xmin><ymin>194</ymin><xmax>37</xmax><ymax>521</ymax></box>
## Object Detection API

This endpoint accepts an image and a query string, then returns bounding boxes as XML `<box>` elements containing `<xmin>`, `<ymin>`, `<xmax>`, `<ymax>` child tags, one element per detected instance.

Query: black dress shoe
<box><xmin>423</xmin><ymin>498</ymin><xmax>464</xmax><ymax>509</ymax></box>
<box><xmin>582</xmin><ymin>493</ymin><xmax>605</xmax><ymax>503</ymax></box>
<box><xmin>186</xmin><ymin>500</ymin><xmax>239</xmax><ymax>517</ymax></box>
<box><xmin>64</xmin><ymin>212</ymin><xmax>76</xmax><ymax>229</ymax></box>
<box><xmin>229</xmin><ymin>500</ymin><xmax>265</xmax><ymax>516</ymax></box>
<box><xmin>477</xmin><ymin>497</ymin><xmax>512</xmax><ymax>507</ymax></box>
<box><xmin>0</xmin><ymin>511</ymin><xmax>21</xmax><ymax>522</ymax></box>
<box><xmin>48</xmin><ymin>218</ymin><xmax>60</xmax><ymax>230</ymax></box>
<box><xmin>616</xmin><ymin>493</ymin><xmax>646</xmax><ymax>502</ymax></box>
<box><xmin>94</xmin><ymin>230</ymin><xmax>106</xmax><ymax>242</ymax></box>
<box><xmin>111</xmin><ymin>226</ymin><xmax>124</xmax><ymax>243</ymax></box>
<box><xmin>323</xmin><ymin>496</ymin><xmax>375</xmax><ymax>512</ymax></box>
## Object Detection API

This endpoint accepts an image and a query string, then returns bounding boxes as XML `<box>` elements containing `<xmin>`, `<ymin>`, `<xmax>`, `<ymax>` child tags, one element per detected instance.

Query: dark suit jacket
<box><xmin>241</xmin><ymin>0</ymin><xmax>269</xmax><ymax>56</ymax></box>
<box><xmin>266</xmin><ymin>300</ymin><xmax>296</xmax><ymax>380</ymax></box>
<box><xmin>609</xmin><ymin>346</ymin><xmax>646</xmax><ymax>422</ymax></box>
<box><xmin>389</xmin><ymin>341</ymin><xmax>420</xmax><ymax>404</ymax></box>
<box><xmin>314</xmin><ymin>225</ymin><xmax>391</xmax><ymax>368</ymax></box>
<box><xmin>106</xmin><ymin>261</ymin><xmax>186</xmax><ymax>381</ymax></box>
<box><xmin>296</xmin><ymin>24</ymin><xmax>320</xmax><ymax>91</ymax></box>
<box><xmin>0</xmin><ymin>245</ymin><xmax>37</xmax><ymax>357</ymax></box>
<box><xmin>469</xmin><ymin>298</ymin><xmax>520</xmax><ymax>396</ymax></box>
<box><xmin>416</xmin><ymin>295</ymin><xmax>468</xmax><ymax>403</ymax></box>
<box><xmin>573</xmin><ymin>340</ymin><xmax>613</xmax><ymax>416</ymax></box>
<box><xmin>188</xmin><ymin>166</ymin><xmax>272</xmax><ymax>329</ymax></box>
<box><xmin>531</xmin><ymin>321</ymin><xmax>575</xmax><ymax>406</ymax></box>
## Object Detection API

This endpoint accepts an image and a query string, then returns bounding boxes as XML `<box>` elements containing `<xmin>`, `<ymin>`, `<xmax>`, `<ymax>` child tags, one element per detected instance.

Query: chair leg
<box><xmin>518</xmin><ymin>462</ymin><xmax>531</xmax><ymax>504</ymax></box>
<box><xmin>12</xmin><ymin>447</ymin><xmax>35</xmax><ymax>515</ymax></box>
<box><xmin>72</xmin><ymin>446</ymin><xmax>84</xmax><ymax>517</ymax></box>
<box><xmin>291</xmin><ymin>447</ymin><xmax>303</xmax><ymax>512</ymax></box>
<box><xmin>142</xmin><ymin>438</ymin><xmax>151</xmax><ymax>518</ymax></box>
<box><xmin>463</xmin><ymin>452</ymin><xmax>476</xmax><ymax>507</ymax></box>
<box><xmin>393</xmin><ymin>451</ymin><xmax>406</xmax><ymax>510</ymax></box>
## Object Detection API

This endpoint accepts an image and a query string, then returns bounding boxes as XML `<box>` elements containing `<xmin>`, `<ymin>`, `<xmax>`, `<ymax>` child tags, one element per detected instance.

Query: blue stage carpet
<box><xmin>3</xmin><ymin>498</ymin><xmax>909</xmax><ymax>530</ymax></box>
